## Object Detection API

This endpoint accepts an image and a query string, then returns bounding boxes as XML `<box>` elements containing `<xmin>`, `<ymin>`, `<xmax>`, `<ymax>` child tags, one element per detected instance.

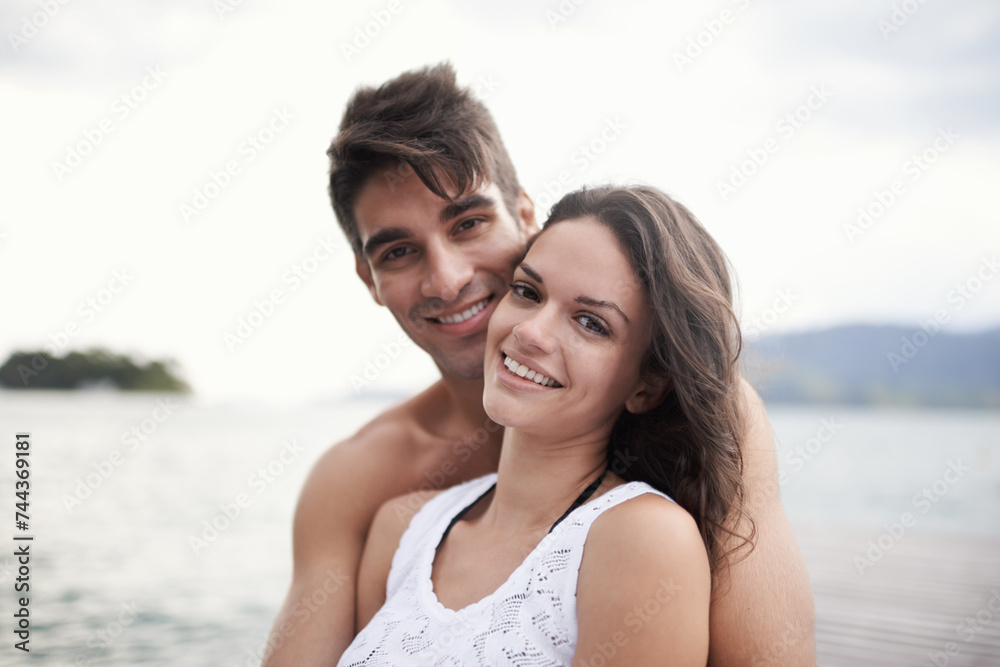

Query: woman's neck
<box><xmin>482</xmin><ymin>427</ymin><xmax>616</xmax><ymax>536</ymax></box>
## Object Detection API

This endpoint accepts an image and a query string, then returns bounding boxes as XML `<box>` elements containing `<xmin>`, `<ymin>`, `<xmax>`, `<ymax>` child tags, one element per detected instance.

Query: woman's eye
<box><xmin>509</xmin><ymin>282</ymin><xmax>540</xmax><ymax>302</ymax></box>
<box><xmin>578</xmin><ymin>315</ymin><xmax>609</xmax><ymax>336</ymax></box>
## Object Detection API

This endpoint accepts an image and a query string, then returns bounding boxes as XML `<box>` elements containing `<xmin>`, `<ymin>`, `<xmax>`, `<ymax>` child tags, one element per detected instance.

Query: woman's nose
<box><xmin>512</xmin><ymin>306</ymin><xmax>557</xmax><ymax>354</ymax></box>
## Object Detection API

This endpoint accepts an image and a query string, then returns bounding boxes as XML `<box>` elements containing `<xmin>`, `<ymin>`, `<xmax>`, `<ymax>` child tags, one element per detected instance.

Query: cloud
<box><xmin>750</xmin><ymin>0</ymin><xmax>1000</xmax><ymax>134</ymax></box>
<box><xmin>1</xmin><ymin>0</ymin><xmax>253</xmax><ymax>86</ymax></box>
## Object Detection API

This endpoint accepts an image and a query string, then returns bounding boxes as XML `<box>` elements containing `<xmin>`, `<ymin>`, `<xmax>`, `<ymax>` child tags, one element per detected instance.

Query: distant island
<box><xmin>3</xmin><ymin>326</ymin><xmax>996</xmax><ymax>407</ymax></box>
<box><xmin>0</xmin><ymin>349</ymin><xmax>190</xmax><ymax>392</ymax></box>
<box><xmin>744</xmin><ymin>325</ymin><xmax>1000</xmax><ymax>409</ymax></box>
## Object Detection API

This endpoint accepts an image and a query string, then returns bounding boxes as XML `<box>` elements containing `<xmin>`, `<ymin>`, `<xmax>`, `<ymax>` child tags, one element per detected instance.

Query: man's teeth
<box><xmin>503</xmin><ymin>355</ymin><xmax>560</xmax><ymax>388</ymax></box>
<box><xmin>437</xmin><ymin>298</ymin><xmax>489</xmax><ymax>324</ymax></box>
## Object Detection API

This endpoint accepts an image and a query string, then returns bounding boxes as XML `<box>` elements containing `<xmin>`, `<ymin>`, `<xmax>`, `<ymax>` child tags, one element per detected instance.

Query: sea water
<box><xmin>0</xmin><ymin>391</ymin><xmax>997</xmax><ymax>665</ymax></box>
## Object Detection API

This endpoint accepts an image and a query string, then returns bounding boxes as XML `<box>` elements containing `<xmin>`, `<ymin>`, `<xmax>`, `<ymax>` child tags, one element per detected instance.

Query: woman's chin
<box><xmin>482</xmin><ymin>395</ymin><xmax>515</xmax><ymax>429</ymax></box>
<box><xmin>483</xmin><ymin>394</ymin><xmax>542</xmax><ymax>433</ymax></box>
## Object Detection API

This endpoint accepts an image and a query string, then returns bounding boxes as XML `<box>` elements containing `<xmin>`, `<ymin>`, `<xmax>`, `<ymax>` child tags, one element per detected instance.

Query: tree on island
<box><xmin>0</xmin><ymin>349</ymin><xmax>190</xmax><ymax>392</ymax></box>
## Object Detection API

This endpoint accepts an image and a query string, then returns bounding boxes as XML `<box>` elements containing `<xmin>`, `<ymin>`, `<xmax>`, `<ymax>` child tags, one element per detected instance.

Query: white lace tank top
<box><xmin>337</xmin><ymin>473</ymin><xmax>675</xmax><ymax>666</ymax></box>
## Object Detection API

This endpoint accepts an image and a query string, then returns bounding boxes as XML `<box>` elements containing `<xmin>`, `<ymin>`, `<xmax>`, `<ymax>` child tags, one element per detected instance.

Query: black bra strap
<box><xmin>437</xmin><ymin>482</ymin><xmax>496</xmax><ymax>549</ymax></box>
<box><xmin>548</xmin><ymin>466</ymin><xmax>611</xmax><ymax>534</ymax></box>
<box><xmin>436</xmin><ymin>467</ymin><xmax>611</xmax><ymax>549</ymax></box>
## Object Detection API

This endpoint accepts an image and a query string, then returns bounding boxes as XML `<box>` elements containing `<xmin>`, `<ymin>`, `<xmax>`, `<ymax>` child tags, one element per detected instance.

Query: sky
<box><xmin>2</xmin><ymin>0</ymin><xmax>998</xmax><ymax>405</ymax></box>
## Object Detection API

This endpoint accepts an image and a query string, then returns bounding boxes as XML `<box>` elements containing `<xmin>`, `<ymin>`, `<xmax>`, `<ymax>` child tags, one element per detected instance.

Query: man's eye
<box><xmin>383</xmin><ymin>247</ymin><xmax>411</xmax><ymax>262</ymax></box>
<box><xmin>457</xmin><ymin>218</ymin><xmax>484</xmax><ymax>232</ymax></box>
<box><xmin>509</xmin><ymin>282</ymin><xmax>540</xmax><ymax>302</ymax></box>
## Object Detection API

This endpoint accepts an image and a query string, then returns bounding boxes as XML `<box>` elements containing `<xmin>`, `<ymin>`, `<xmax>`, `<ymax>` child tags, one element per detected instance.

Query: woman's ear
<box><xmin>625</xmin><ymin>374</ymin><xmax>671</xmax><ymax>415</ymax></box>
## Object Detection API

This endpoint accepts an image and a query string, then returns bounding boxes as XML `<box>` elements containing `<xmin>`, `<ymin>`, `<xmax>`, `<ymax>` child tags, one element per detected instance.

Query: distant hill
<box><xmin>0</xmin><ymin>349</ymin><xmax>190</xmax><ymax>392</ymax></box>
<box><xmin>743</xmin><ymin>325</ymin><xmax>1000</xmax><ymax>409</ymax></box>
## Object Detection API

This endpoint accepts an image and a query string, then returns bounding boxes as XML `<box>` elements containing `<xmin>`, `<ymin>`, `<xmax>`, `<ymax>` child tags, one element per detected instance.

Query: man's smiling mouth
<box><xmin>426</xmin><ymin>296</ymin><xmax>492</xmax><ymax>324</ymax></box>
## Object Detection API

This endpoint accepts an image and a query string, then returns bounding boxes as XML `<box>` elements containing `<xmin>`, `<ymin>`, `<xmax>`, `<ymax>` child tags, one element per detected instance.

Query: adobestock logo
<box><xmin>188</xmin><ymin>439</ymin><xmax>306</xmax><ymax>555</ymax></box>
<box><xmin>339</xmin><ymin>0</ymin><xmax>402</xmax><ymax>63</ymax></box>
<box><xmin>7</xmin><ymin>0</ymin><xmax>73</xmax><ymax>54</ymax></box>
<box><xmin>853</xmin><ymin>460</ymin><xmax>971</xmax><ymax>576</ymax></box>
<box><xmin>532</xmin><ymin>116</ymin><xmax>628</xmax><ymax>214</ymax></box>
<box><xmin>844</xmin><ymin>127</ymin><xmax>958</xmax><ymax>244</ymax></box>
<box><xmin>887</xmin><ymin>254</ymin><xmax>998</xmax><ymax>372</ymax></box>
<box><xmin>180</xmin><ymin>107</ymin><xmax>295</xmax><ymax>225</ymax></box>
<box><xmin>717</xmin><ymin>85</ymin><xmax>833</xmax><ymax>202</ymax></box>
<box><xmin>51</xmin><ymin>67</ymin><xmax>167</xmax><ymax>182</ymax></box>
<box><xmin>350</xmin><ymin>333</ymin><xmax>415</xmax><ymax>393</ymax></box>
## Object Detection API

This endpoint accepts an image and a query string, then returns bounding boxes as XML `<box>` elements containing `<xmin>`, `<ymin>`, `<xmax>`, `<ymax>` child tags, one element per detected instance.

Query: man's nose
<box><xmin>420</xmin><ymin>241</ymin><xmax>475</xmax><ymax>303</ymax></box>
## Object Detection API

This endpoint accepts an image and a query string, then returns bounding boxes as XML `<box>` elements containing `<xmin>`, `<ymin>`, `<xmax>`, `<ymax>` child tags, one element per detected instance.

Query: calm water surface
<box><xmin>0</xmin><ymin>392</ymin><xmax>997</xmax><ymax>665</ymax></box>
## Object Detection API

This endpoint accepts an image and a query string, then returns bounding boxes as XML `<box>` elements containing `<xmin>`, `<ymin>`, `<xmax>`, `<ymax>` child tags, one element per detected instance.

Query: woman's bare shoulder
<box><xmin>589</xmin><ymin>488</ymin><xmax>704</xmax><ymax>561</ymax></box>
<box><xmin>573</xmin><ymin>488</ymin><xmax>711</xmax><ymax>664</ymax></box>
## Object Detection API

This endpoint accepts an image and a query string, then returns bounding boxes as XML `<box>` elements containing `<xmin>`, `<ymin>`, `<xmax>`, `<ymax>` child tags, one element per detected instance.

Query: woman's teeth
<box><xmin>503</xmin><ymin>355</ymin><xmax>561</xmax><ymax>388</ymax></box>
<box><xmin>437</xmin><ymin>298</ymin><xmax>490</xmax><ymax>324</ymax></box>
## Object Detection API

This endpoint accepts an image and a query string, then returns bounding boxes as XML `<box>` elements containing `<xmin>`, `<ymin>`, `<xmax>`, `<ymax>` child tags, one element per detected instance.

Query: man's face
<box><xmin>353</xmin><ymin>166</ymin><xmax>536</xmax><ymax>380</ymax></box>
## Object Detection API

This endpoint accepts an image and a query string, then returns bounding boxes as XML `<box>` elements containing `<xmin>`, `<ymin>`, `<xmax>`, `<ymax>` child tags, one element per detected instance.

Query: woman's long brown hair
<box><xmin>543</xmin><ymin>185</ymin><xmax>755</xmax><ymax>576</ymax></box>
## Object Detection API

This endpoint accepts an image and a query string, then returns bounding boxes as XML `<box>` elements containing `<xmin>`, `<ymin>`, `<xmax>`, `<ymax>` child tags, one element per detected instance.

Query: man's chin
<box><xmin>430</xmin><ymin>348</ymin><xmax>488</xmax><ymax>382</ymax></box>
<box><xmin>414</xmin><ymin>335</ymin><xmax>489</xmax><ymax>382</ymax></box>
<box><xmin>435</xmin><ymin>359</ymin><xmax>486</xmax><ymax>382</ymax></box>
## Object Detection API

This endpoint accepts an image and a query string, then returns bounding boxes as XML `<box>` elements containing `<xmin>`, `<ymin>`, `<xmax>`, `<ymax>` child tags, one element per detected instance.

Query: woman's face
<box><xmin>483</xmin><ymin>217</ymin><xmax>658</xmax><ymax>440</ymax></box>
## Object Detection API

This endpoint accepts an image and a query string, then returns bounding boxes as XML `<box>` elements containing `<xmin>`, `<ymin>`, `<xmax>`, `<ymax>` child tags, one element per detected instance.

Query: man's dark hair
<box><xmin>328</xmin><ymin>63</ymin><xmax>522</xmax><ymax>255</ymax></box>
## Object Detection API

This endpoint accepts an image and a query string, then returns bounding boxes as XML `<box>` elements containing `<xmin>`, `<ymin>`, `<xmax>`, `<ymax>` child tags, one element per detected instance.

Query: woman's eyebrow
<box><xmin>519</xmin><ymin>263</ymin><xmax>543</xmax><ymax>283</ymax></box>
<box><xmin>575</xmin><ymin>296</ymin><xmax>630</xmax><ymax>325</ymax></box>
<box><xmin>519</xmin><ymin>262</ymin><xmax>630</xmax><ymax>325</ymax></box>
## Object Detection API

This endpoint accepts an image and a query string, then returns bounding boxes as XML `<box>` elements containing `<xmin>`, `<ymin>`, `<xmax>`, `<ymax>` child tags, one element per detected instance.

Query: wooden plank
<box><xmin>791</xmin><ymin>524</ymin><xmax>1000</xmax><ymax>666</ymax></box>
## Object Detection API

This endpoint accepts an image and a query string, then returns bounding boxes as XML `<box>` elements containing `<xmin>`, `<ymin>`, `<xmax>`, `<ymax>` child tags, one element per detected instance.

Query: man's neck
<box><xmin>422</xmin><ymin>372</ymin><xmax>504</xmax><ymax>472</ymax></box>
<box><xmin>438</xmin><ymin>373</ymin><xmax>491</xmax><ymax>427</ymax></box>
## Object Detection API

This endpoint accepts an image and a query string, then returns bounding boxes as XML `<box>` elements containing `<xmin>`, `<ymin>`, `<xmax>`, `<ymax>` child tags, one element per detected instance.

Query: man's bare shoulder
<box><xmin>706</xmin><ymin>375</ymin><xmax>815</xmax><ymax>666</ymax></box>
<box><xmin>307</xmin><ymin>382</ymin><xmax>451</xmax><ymax>489</ymax></box>
<box><xmin>354</xmin><ymin>485</ymin><xmax>446</xmax><ymax>632</ymax></box>
<box><xmin>343</xmin><ymin>383</ymin><xmax>448</xmax><ymax>454</ymax></box>
<box><xmin>738</xmin><ymin>376</ymin><xmax>776</xmax><ymax>456</ymax></box>
<box><xmin>370</xmin><ymin>487</ymin><xmax>445</xmax><ymax>548</ymax></box>
<box><xmin>305</xmin><ymin>378</ymin><xmax>501</xmax><ymax>511</ymax></box>
<box><xmin>291</xmin><ymin>384</ymin><xmax>450</xmax><ymax>558</ymax></box>
<box><xmin>262</xmin><ymin>386</ymin><xmax>456</xmax><ymax>667</ymax></box>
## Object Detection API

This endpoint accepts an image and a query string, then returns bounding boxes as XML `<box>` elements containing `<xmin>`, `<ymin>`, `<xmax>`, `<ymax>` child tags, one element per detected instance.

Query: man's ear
<box><xmin>624</xmin><ymin>374</ymin><xmax>671</xmax><ymax>415</ymax></box>
<box><xmin>355</xmin><ymin>253</ymin><xmax>382</xmax><ymax>305</ymax></box>
<box><xmin>516</xmin><ymin>188</ymin><xmax>540</xmax><ymax>238</ymax></box>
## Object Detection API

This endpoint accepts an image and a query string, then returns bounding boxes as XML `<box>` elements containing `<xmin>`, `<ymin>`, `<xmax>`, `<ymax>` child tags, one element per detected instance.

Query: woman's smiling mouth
<box><xmin>501</xmin><ymin>353</ymin><xmax>563</xmax><ymax>388</ymax></box>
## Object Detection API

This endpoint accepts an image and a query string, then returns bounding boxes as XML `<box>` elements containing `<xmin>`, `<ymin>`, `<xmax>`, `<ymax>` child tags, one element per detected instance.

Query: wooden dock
<box><xmin>793</xmin><ymin>523</ymin><xmax>1000</xmax><ymax>666</ymax></box>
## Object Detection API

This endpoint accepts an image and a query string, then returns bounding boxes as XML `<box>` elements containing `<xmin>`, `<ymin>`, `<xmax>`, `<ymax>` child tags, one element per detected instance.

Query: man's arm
<box><xmin>707</xmin><ymin>378</ymin><xmax>816</xmax><ymax>666</ymax></box>
<box><xmin>355</xmin><ymin>490</ymin><xmax>440</xmax><ymax>632</ymax></box>
<box><xmin>573</xmin><ymin>494</ymin><xmax>711</xmax><ymax>666</ymax></box>
<box><xmin>260</xmin><ymin>422</ymin><xmax>420</xmax><ymax>667</ymax></box>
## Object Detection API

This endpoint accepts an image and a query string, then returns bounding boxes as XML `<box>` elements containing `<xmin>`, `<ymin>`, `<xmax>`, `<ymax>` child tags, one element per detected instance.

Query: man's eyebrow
<box><xmin>362</xmin><ymin>227</ymin><xmax>412</xmax><ymax>258</ymax></box>
<box><xmin>440</xmin><ymin>194</ymin><xmax>497</xmax><ymax>223</ymax></box>
<box><xmin>575</xmin><ymin>296</ymin><xmax>631</xmax><ymax>325</ymax></box>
